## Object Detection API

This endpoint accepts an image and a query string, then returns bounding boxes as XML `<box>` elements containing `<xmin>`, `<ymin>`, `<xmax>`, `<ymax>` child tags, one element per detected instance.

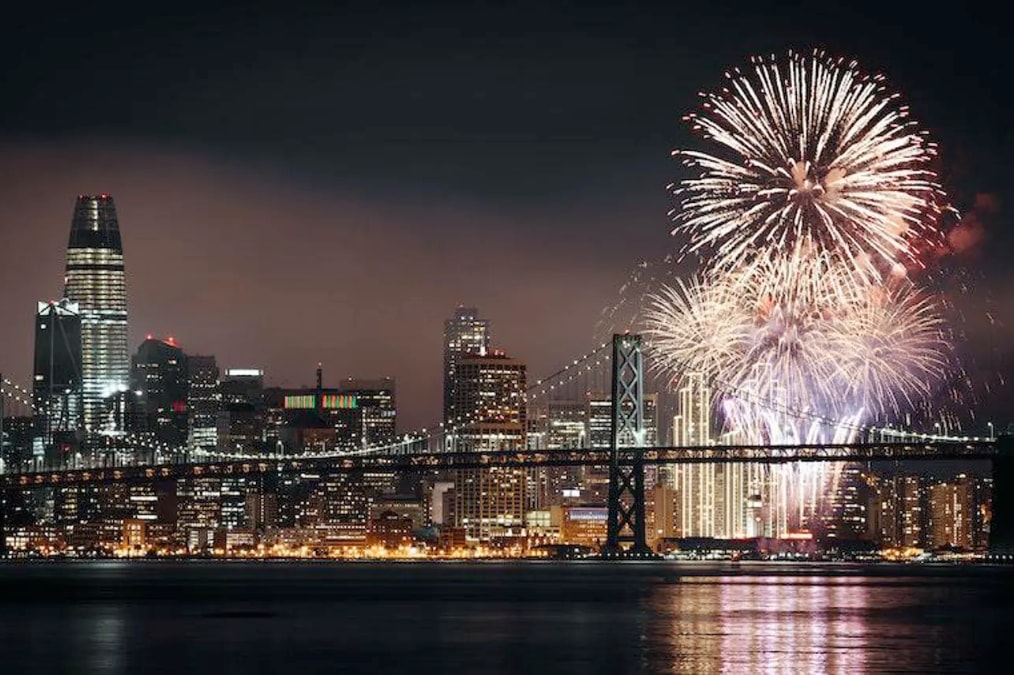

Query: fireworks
<box><xmin>646</xmin><ymin>262</ymin><xmax>951</xmax><ymax>442</ymax></box>
<box><xmin>648</xmin><ymin>50</ymin><xmax>956</xmax><ymax>534</ymax></box>
<box><xmin>671</xmin><ymin>50</ymin><xmax>946</xmax><ymax>283</ymax></box>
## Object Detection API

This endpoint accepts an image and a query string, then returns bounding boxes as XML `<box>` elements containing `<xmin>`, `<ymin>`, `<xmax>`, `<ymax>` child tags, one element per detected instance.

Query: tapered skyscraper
<box><xmin>64</xmin><ymin>194</ymin><xmax>129</xmax><ymax>434</ymax></box>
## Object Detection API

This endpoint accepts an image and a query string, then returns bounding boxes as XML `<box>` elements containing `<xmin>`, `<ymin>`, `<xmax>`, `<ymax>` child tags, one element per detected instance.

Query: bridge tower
<box><xmin>989</xmin><ymin>435</ymin><xmax>1014</xmax><ymax>559</ymax></box>
<box><xmin>602</xmin><ymin>334</ymin><xmax>654</xmax><ymax>558</ymax></box>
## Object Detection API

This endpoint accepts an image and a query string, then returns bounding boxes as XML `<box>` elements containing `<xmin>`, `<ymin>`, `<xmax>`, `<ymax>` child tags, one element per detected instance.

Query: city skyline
<box><xmin>2</xmin><ymin>5</ymin><xmax>1014</xmax><ymax>673</ymax></box>
<box><xmin>0</xmin><ymin>3</ymin><xmax>1011</xmax><ymax>434</ymax></box>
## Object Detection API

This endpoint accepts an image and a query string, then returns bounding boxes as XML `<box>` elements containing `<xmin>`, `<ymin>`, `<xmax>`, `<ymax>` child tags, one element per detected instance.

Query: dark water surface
<box><xmin>1</xmin><ymin>560</ymin><xmax>1012</xmax><ymax>673</ymax></box>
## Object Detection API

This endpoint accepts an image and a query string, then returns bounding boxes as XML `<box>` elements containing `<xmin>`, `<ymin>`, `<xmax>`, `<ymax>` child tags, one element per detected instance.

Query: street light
<box><xmin>988</xmin><ymin>421</ymin><xmax>994</xmax><ymax>440</ymax></box>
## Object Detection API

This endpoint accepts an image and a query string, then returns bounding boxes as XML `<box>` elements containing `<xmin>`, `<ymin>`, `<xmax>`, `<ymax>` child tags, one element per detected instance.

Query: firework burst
<box><xmin>671</xmin><ymin>49</ymin><xmax>946</xmax><ymax>282</ymax></box>
<box><xmin>645</xmin><ymin>255</ymin><xmax>952</xmax><ymax>442</ymax></box>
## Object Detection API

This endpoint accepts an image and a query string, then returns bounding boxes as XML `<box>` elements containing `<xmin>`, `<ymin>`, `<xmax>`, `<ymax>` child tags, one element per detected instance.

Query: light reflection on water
<box><xmin>645</xmin><ymin>573</ymin><xmax>1004</xmax><ymax>673</ymax></box>
<box><xmin>0</xmin><ymin>561</ymin><xmax>1010</xmax><ymax>674</ymax></box>
<box><xmin>76</xmin><ymin>604</ymin><xmax>125</xmax><ymax>675</ymax></box>
<box><xmin>647</xmin><ymin>576</ymin><xmax>872</xmax><ymax>672</ymax></box>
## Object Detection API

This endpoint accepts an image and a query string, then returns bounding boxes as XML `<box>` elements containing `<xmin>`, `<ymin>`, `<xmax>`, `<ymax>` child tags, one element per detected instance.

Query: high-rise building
<box><xmin>221</xmin><ymin>369</ymin><xmax>264</xmax><ymax>405</ymax></box>
<box><xmin>870</xmin><ymin>473</ymin><xmax>926</xmax><ymax>549</ymax></box>
<box><xmin>451</xmin><ymin>351</ymin><xmax>528</xmax><ymax>541</ymax></box>
<box><xmin>32</xmin><ymin>299</ymin><xmax>84</xmax><ymax>467</ymax></box>
<box><xmin>131</xmin><ymin>337</ymin><xmax>189</xmax><ymax>448</ymax></box>
<box><xmin>338</xmin><ymin>377</ymin><xmax>397</xmax><ymax>448</ymax></box>
<box><xmin>187</xmin><ymin>355</ymin><xmax>220</xmax><ymax>454</ymax></box>
<box><xmin>64</xmin><ymin>195</ymin><xmax>129</xmax><ymax>436</ymax></box>
<box><xmin>218</xmin><ymin>369</ymin><xmax>265</xmax><ymax>454</ymax></box>
<box><xmin>1</xmin><ymin>415</ymin><xmax>34</xmax><ymax>472</ymax></box>
<box><xmin>927</xmin><ymin>475</ymin><xmax>974</xmax><ymax>550</ymax></box>
<box><xmin>337</xmin><ymin>377</ymin><xmax>398</xmax><ymax>497</ymax></box>
<box><xmin>899</xmin><ymin>475</ymin><xmax>925</xmax><ymax>548</ymax></box>
<box><xmin>822</xmin><ymin>464</ymin><xmax>869</xmax><ymax>541</ymax></box>
<box><xmin>530</xmin><ymin>399</ymin><xmax>586</xmax><ymax>507</ymax></box>
<box><xmin>443</xmin><ymin>306</ymin><xmax>490</xmax><ymax>424</ymax></box>
<box><xmin>670</xmin><ymin>374</ymin><xmax>718</xmax><ymax>536</ymax></box>
<box><xmin>579</xmin><ymin>393</ymin><xmax>613</xmax><ymax>505</ymax></box>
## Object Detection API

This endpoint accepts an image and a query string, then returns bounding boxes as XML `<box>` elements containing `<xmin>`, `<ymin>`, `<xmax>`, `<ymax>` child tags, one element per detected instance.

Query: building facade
<box><xmin>131</xmin><ymin>337</ymin><xmax>189</xmax><ymax>449</ymax></box>
<box><xmin>451</xmin><ymin>352</ymin><xmax>528</xmax><ymax>541</ymax></box>
<box><xmin>64</xmin><ymin>195</ymin><xmax>129</xmax><ymax>438</ymax></box>
<box><xmin>32</xmin><ymin>299</ymin><xmax>83</xmax><ymax>468</ymax></box>
<box><xmin>187</xmin><ymin>355</ymin><xmax>220</xmax><ymax>454</ymax></box>
<box><xmin>443</xmin><ymin>306</ymin><xmax>490</xmax><ymax>425</ymax></box>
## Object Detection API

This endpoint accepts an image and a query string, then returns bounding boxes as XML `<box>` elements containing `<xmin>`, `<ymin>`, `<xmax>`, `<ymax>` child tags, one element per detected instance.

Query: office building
<box><xmin>64</xmin><ymin>195</ymin><xmax>129</xmax><ymax>436</ymax></box>
<box><xmin>1</xmin><ymin>415</ymin><xmax>34</xmax><ymax>472</ymax></box>
<box><xmin>31</xmin><ymin>299</ymin><xmax>83</xmax><ymax>467</ymax></box>
<box><xmin>218</xmin><ymin>369</ymin><xmax>265</xmax><ymax>454</ymax></box>
<box><xmin>131</xmin><ymin>336</ymin><xmax>189</xmax><ymax>448</ymax></box>
<box><xmin>443</xmin><ymin>306</ymin><xmax>490</xmax><ymax>424</ymax></box>
<box><xmin>187</xmin><ymin>355</ymin><xmax>220</xmax><ymax>454</ymax></box>
<box><xmin>928</xmin><ymin>477</ymin><xmax>973</xmax><ymax>550</ymax></box>
<box><xmin>451</xmin><ymin>351</ymin><xmax>528</xmax><ymax>541</ymax></box>
<box><xmin>338</xmin><ymin>377</ymin><xmax>396</xmax><ymax>448</ymax></box>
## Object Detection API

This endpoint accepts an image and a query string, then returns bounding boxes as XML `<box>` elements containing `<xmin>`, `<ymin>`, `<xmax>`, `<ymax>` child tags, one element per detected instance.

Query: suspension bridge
<box><xmin>2</xmin><ymin>334</ymin><xmax>1011</xmax><ymax>558</ymax></box>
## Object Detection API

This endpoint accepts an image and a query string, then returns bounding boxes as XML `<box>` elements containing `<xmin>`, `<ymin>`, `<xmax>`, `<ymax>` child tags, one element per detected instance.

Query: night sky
<box><xmin>1</xmin><ymin>1</ymin><xmax>1010</xmax><ymax>433</ymax></box>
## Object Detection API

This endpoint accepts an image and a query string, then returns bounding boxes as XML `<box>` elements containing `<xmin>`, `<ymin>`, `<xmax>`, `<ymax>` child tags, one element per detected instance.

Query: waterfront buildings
<box><xmin>64</xmin><ymin>195</ymin><xmax>129</xmax><ymax>438</ymax></box>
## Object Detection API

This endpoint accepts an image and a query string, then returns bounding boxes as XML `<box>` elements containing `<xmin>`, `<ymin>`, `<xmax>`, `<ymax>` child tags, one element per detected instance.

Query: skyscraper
<box><xmin>131</xmin><ymin>336</ymin><xmax>189</xmax><ymax>448</ymax></box>
<box><xmin>187</xmin><ymin>355</ymin><xmax>220</xmax><ymax>454</ymax></box>
<box><xmin>64</xmin><ymin>195</ymin><xmax>129</xmax><ymax>436</ymax></box>
<box><xmin>451</xmin><ymin>351</ymin><xmax>528</xmax><ymax>541</ymax></box>
<box><xmin>443</xmin><ymin>306</ymin><xmax>490</xmax><ymax>424</ymax></box>
<box><xmin>217</xmin><ymin>369</ymin><xmax>265</xmax><ymax>454</ymax></box>
<box><xmin>32</xmin><ymin>299</ymin><xmax>83</xmax><ymax>467</ymax></box>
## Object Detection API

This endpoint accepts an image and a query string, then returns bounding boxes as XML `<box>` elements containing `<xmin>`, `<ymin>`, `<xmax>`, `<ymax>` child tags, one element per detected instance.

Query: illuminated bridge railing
<box><xmin>2</xmin><ymin>441</ymin><xmax>998</xmax><ymax>489</ymax></box>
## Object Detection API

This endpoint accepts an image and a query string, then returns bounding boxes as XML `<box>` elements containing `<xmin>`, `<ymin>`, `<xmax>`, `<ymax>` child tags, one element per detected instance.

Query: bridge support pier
<box><xmin>989</xmin><ymin>435</ymin><xmax>1014</xmax><ymax>560</ymax></box>
<box><xmin>602</xmin><ymin>334</ymin><xmax>654</xmax><ymax>559</ymax></box>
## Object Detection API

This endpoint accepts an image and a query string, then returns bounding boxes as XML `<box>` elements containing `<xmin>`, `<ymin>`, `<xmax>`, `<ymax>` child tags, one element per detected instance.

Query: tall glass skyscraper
<box><xmin>64</xmin><ymin>194</ymin><xmax>129</xmax><ymax>435</ymax></box>
<box><xmin>32</xmin><ymin>299</ymin><xmax>83</xmax><ymax>467</ymax></box>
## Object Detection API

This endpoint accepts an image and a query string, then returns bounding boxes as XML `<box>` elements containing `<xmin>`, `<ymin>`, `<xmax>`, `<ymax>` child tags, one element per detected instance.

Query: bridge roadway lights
<box><xmin>988</xmin><ymin>435</ymin><xmax>1014</xmax><ymax>561</ymax></box>
<box><xmin>598</xmin><ymin>546</ymin><xmax>661</xmax><ymax>561</ymax></box>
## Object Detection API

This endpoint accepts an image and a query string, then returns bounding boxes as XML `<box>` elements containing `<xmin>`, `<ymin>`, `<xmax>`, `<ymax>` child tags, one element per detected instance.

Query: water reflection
<box><xmin>2</xmin><ymin>562</ymin><xmax>1011</xmax><ymax>674</ymax></box>
<box><xmin>649</xmin><ymin>576</ymin><xmax>873</xmax><ymax>672</ymax></box>
<box><xmin>645</xmin><ymin>573</ymin><xmax>1008</xmax><ymax>673</ymax></box>
<box><xmin>73</xmin><ymin>604</ymin><xmax>125</xmax><ymax>675</ymax></box>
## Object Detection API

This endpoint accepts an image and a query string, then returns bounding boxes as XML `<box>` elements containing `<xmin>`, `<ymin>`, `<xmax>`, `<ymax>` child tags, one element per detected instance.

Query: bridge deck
<box><xmin>2</xmin><ymin>442</ymin><xmax>997</xmax><ymax>488</ymax></box>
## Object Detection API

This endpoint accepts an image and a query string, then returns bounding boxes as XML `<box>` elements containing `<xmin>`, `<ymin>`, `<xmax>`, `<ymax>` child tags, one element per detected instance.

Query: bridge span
<box><xmin>3</xmin><ymin>440</ymin><xmax>997</xmax><ymax>489</ymax></box>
